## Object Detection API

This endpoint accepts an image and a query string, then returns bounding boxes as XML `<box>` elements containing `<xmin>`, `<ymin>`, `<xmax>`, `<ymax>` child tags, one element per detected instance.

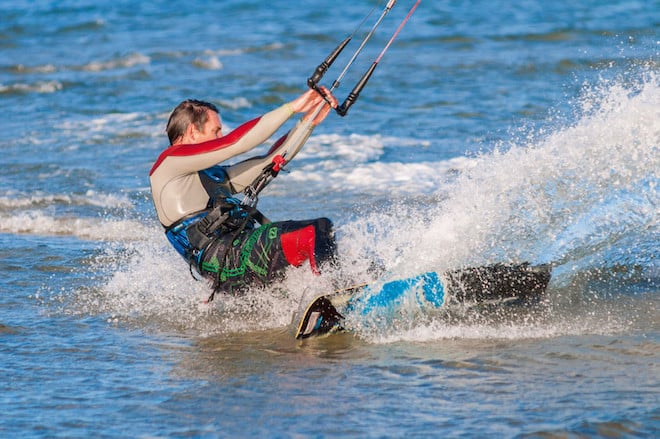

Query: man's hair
<box><xmin>166</xmin><ymin>99</ymin><xmax>219</xmax><ymax>145</ymax></box>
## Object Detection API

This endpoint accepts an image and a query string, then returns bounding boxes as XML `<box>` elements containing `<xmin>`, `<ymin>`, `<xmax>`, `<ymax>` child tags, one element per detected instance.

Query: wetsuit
<box><xmin>149</xmin><ymin>104</ymin><xmax>336</xmax><ymax>294</ymax></box>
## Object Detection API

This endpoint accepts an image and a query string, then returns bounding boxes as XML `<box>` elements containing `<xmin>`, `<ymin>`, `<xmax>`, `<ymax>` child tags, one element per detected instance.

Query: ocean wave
<box><xmin>288</xmin><ymin>158</ymin><xmax>469</xmax><ymax>196</ymax></box>
<box><xmin>185</xmin><ymin>43</ymin><xmax>284</xmax><ymax>70</ymax></box>
<box><xmin>0</xmin><ymin>189</ymin><xmax>144</xmax><ymax>242</ymax></box>
<box><xmin>242</xmin><ymin>42</ymin><xmax>286</xmax><ymax>54</ymax></box>
<box><xmin>57</xmin><ymin>112</ymin><xmax>162</xmax><ymax>142</ymax></box>
<box><xmin>8</xmin><ymin>63</ymin><xmax>57</xmax><ymax>74</ymax></box>
<box><xmin>203</xmin><ymin>48</ymin><xmax>246</xmax><ymax>57</ymax></box>
<box><xmin>292</xmin><ymin>132</ymin><xmax>434</xmax><ymax>164</ymax></box>
<box><xmin>4</xmin><ymin>53</ymin><xmax>151</xmax><ymax>79</ymax></box>
<box><xmin>188</xmin><ymin>43</ymin><xmax>283</xmax><ymax>60</ymax></box>
<box><xmin>0</xmin><ymin>211</ymin><xmax>152</xmax><ymax>242</ymax></box>
<box><xmin>78</xmin><ymin>52</ymin><xmax>150</xmax><ymax>72</ymax></box>
<box><xmin>0</xmin><ymin>190</ymin><xmax>133</xmax><ymax>210</ymax></box>
<box><xmin>192</xmin><ymin>55</ymin><xmax>223</xmax><ymax>70</ymax></box>
<box><xmin>217</xmin><ymin>97</ymin><xmax>252</xmax><ymax>110</ymax></box>
<box><xmin>57</xmin><ymin>18</ymin><xmax>105</xmax><ymax>34</ymax></box>
<box><xmin>4</xmin><ymin>52</ymin><xmax>149</xmax><ymax>76</ymax></box>
<box><xmin>0</xmin><ymin>80</ymin><xmax>63</xmax><ymax>94</ymax></box>
<box><xmin>280</xmin><ymin>132</ymin><xmax>468</xmax><ymax>195</ymax></box>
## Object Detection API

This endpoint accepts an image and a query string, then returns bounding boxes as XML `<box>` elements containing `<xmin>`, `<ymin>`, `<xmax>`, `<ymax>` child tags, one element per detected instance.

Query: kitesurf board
<box><xmin>295</xmin><ymin>263</ymin><xmax>552</xmax><ymax>339</ymax></box>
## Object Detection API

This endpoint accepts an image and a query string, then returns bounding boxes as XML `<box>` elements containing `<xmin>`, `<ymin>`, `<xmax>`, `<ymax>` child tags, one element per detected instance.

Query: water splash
<box><xmin>345</xmin><ymin>70</ymin><xmax>658</xmax><ymax>276</ymax></box>
<box><xmin>338</xmin><ymin>70</ymin><xmax>659</xmax><ymax>342</ymax></box>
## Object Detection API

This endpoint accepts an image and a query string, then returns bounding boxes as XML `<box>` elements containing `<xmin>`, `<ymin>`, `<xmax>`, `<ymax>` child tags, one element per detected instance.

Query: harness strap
<box><xmin>186</xmin><ymin>207</ymin><xmax>230</xmax><ymax>254</ymax></box>
<box><xmin>205</xmin><ymin>204</ymin><xmax>265</xmax><ymax>303</ymax></box>
<box><xmin>203</xmin><ymin>156</ymin><xmax>284</xmax><ymax>302</ymax></box>
<box><xmin>163</xmin><ymin>209</ymin><xmax>209</xmax><ymax>233</ymax></box>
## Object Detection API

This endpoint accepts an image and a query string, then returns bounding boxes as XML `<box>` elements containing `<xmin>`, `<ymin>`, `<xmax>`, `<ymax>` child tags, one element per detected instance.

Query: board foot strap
<box><xmin>296</xmin><ymin>296</ymin><xmax>345</xmax><ymax>339</ymax></box>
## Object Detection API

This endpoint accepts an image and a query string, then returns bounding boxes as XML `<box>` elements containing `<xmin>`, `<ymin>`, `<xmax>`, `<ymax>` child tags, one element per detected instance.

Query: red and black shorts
<box><xmin>197</xmin><ymin>218</ymin><xmax>336</xmax><ymax>294</ymax></box>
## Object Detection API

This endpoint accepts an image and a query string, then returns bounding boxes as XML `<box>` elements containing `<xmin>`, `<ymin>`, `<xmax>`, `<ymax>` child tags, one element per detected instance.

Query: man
<box><xmin>150</xmin><ymin>88</ymin><xmax>338</xmax><ymax>298</ymax></box>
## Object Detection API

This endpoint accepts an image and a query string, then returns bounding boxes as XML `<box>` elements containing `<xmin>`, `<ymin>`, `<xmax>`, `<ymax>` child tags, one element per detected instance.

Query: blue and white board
<box><xmin>295</xmin><ymin>263</ymin><xmax>551</xmax><ymax>339</ymax></box>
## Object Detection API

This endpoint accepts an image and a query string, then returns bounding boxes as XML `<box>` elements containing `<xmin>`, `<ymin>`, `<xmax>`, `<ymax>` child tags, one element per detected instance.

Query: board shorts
<box><xmin>197</xmin><ymin>217</ymin><xmax>336</xmax><ymax>294</ymax></box>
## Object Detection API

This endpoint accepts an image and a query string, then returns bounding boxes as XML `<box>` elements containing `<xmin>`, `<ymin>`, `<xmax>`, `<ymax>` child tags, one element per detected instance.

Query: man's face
<box><xmin>194</xmin><ymin>110</ymin><xmax>223</xmax><ymax>143</ymax></box>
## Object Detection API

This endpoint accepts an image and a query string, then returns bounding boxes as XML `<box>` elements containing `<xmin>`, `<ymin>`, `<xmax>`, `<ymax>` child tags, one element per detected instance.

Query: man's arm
<box><xmin>150</xmin><ymin>103</ymin><xmax>295</xmax><ymax>178</ymax></box>
<box><xmin>224</xmin><ymin>117</ymin><xmax>315</xmax><ymax>192</ymax></box>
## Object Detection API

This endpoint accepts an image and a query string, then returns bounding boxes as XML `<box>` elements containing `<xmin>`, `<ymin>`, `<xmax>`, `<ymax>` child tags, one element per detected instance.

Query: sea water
<box><xmin>0</xmin><ymin>0</ymin><xmax>658</xmax><ymax>437</ymax></box>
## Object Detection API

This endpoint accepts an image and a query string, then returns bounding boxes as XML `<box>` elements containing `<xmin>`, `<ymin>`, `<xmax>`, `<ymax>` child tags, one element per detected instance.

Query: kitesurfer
<box><xmin>149</xmin><ymin>88</ymin><xmax>338</xmax><ymax>297</ymax></box>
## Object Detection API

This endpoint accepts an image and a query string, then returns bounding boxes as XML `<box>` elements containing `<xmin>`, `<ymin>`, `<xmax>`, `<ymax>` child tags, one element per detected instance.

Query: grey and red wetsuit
<box><xmin>149</xmin><ymin>104</ymin><xmax>336</xmax><ymax>294</ymax></box>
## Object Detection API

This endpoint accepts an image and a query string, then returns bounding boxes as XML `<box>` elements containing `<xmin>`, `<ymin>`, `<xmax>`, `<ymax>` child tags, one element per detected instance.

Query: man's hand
<box><xmin>290</xmin><ymin>87</ymin><xmax>337</xmax><ymax>117</ymax></box>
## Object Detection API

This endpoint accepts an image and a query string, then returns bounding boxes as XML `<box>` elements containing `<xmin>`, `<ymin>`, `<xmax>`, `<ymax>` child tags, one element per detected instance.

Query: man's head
<box><xmin>166</xmin><ymin>99</ymin><xmax>222</xmax><ymax>145</ymax></box>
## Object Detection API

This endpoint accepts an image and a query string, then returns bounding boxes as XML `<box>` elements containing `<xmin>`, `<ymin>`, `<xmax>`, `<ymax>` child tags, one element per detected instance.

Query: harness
<box><xmin>170</xmin><ymin>156</ymin><xmax>286</xmax><ymax>302</ymax></box>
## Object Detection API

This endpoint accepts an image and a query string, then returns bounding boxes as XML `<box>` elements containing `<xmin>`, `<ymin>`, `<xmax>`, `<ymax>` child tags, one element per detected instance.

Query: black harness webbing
<box><xmin>201</xmin><ymin>157</ymin><xmax>284</xmax><ymax>303</ymax></box>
